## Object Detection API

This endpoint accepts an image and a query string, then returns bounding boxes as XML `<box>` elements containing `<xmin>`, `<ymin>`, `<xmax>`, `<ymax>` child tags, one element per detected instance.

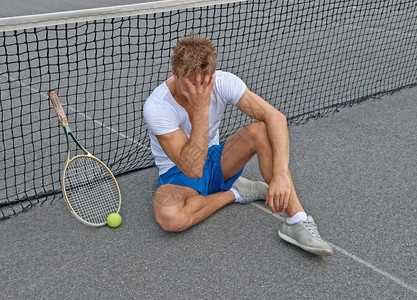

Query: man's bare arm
<box><xmin>156</xmin><ymin>107</ymin><xmax>209</xmax><ymax>178</ymax></box>
<box><xmin>156</xmin><ymin>73</ymin><xmax>214</xmax><ymax>178</ymax></box>
<box><xmin>236</xmin><ymin>88</ymin><xmax>291</xmax><ymax>213</ymax></box>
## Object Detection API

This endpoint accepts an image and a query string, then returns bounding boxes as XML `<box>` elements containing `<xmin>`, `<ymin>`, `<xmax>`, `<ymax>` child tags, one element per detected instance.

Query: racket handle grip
<box><xmin>49</xmin><ymin>91</ymin><xmax>68</xmax><ymax>126</ymax></box>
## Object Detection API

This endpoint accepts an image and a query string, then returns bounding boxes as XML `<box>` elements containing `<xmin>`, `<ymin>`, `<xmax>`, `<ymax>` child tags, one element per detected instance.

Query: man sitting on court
<box><xmin>144</xmin><ymin>33</ymin><xmax>332</xmax><ymax>256</ymax></box>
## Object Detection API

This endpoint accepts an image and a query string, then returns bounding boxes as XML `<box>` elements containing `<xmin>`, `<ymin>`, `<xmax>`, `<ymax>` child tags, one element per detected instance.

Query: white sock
<box><xmin>230</xmin><ymin>187</ymin><xmax>243</xmax><ymax>203</ymax></box>
<box><xmin>287</xmin><ymin>212</ymin><xmax>308</xmax><ymax>224</ymax></box>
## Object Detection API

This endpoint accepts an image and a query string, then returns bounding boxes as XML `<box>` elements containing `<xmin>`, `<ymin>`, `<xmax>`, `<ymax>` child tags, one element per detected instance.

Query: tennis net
<box><xmin>1</xmin><ymin>0</ymin><xmax>416</xmax><ymax>220</ymax></box>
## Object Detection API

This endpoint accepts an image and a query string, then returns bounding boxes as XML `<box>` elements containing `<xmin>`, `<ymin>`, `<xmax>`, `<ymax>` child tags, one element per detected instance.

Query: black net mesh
<box><xmin>1</xmin><ymin>1</ymin><xmax>416</xmax><ymax>219</ymax></box>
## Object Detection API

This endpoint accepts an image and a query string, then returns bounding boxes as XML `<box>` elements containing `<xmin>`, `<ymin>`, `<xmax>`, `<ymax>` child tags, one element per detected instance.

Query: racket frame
<box><xmin>49</xmin><ymin>91</ymin><xmax>121</xmax><ymax>227</ymax></box>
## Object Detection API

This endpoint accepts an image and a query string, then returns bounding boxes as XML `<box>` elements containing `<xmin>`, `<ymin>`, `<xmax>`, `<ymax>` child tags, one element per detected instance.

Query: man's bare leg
<box><xmin>154</xmin><ymin>120</ymin><xmax>303</xmax><ymax>232</ymax></box>
<box><xmin>221</xmin><ymin>121</ymin><xmax>304</xmax><ymax>217</ymax></box>
<box><xmin>221</xmin><ymin>121</ymin><xmax>333</xmax><ymax>255</ymax></box>
<box><xmin>153</xmin><ymin>184</ymin><xmax>235</xmax><ymax>232</ymax></box>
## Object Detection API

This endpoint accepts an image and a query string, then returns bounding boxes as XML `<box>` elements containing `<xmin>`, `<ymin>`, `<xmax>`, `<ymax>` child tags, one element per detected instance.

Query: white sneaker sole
<box><xmin>278</xmin><ymin>230</ymin><xmax>333</xmax><ymax>256</ymax></box>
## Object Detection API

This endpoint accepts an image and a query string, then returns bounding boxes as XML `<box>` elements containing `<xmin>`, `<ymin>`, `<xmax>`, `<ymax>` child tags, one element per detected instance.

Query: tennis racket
<box><xmin>49</xmin><ymin>91</ymin><xmax>121</xmax><ymax>227</ymax></box>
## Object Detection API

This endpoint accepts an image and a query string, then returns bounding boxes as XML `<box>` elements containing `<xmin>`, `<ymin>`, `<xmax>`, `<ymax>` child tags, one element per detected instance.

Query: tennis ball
<box><xmin>107</xmin><ymin>213</ymin><xmax>122</xmax><ymax>228</ymax></box>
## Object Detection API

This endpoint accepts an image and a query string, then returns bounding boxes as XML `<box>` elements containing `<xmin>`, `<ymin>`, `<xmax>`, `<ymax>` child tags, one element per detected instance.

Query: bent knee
<box><xmin>246</xmin><ymin>121</ymin><xmax>268</xmax><ymax>140</ymax></box>
<box><xmin>153</xmin><ymin>184</ymin><xmax>194</xmax><ymax>232</ymax></box>
<box><xmin>156</xmin><ymin>214</ymin><xmax>189</xmax><ymax>232</ymax></box>
<box><xmin>248</xmin><ymin>120</ymin><xmax>267</xmax><ymax>133</ymax></box>
<box><xmin>154</xmin><ymin>205</ymin><xmax>189</xmax><ymax>232</ymax></box>
<box><xmin>153</xmin><ymin>184</ymin><xmax>198</xmax><ymax>232</ymax></box>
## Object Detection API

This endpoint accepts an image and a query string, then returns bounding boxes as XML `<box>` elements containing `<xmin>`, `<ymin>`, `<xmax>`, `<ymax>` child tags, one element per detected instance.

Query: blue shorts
<box><xmin>156</xmin><ymin>143</ymin><xmax>244</xmax><ymax>196</ymax></box>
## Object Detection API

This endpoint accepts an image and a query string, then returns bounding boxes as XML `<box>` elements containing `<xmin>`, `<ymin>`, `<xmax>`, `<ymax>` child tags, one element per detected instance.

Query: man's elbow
<box><xmin>184</xmin><ymin>168</ymin><xmax>204</xmax><ymax>179</ymax></box>
<box><xmin>180</xmin><ymin>163</ymin><xmax>204</xmax><ymax>179</ymax></box>
<box><xmin>277</xmin><ymin>110</ymin><xmax>287</xmax><ymax>124</ymax></box>
<box><xmin>266</xmin><ymin>109</ymin><xmax>287</xmax><ymax>125</ymax></box>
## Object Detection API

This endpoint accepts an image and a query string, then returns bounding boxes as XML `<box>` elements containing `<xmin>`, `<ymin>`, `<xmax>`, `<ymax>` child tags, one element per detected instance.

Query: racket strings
<box><xmin>64</xmin><ymin>157</ymin><xmax>119</xmax><ymax>224</ymax></box>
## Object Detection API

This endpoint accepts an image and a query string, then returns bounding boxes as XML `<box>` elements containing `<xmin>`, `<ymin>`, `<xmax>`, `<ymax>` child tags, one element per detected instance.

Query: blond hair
<box><xmin>171</xmin><ymin>33</ymin><xmax>217</xmax><ymax>77</ymax></box>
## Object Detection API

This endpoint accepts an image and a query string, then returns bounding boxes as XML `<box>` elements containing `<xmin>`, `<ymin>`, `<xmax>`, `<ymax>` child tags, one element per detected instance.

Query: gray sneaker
<box><xmin>232</xmin><ymin>176</ymin><xmax>268</xmax><ymax>203</ymax></box>
<box><xmin>278</xmin><ymin>215</ymin><xmax>333</xmax><ymax>256</ymax></box>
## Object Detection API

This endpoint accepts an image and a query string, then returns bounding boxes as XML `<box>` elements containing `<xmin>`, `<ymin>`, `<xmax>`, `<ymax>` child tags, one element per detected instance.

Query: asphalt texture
<box><xmin>1</xmin><ymin>2</ymin><xmax>416</xmax><ymax>299</ymax></box>
<box><xmin>1</xmin><ymin>86</ymin><xmax>416</xmax><ymax>299</ymax></box>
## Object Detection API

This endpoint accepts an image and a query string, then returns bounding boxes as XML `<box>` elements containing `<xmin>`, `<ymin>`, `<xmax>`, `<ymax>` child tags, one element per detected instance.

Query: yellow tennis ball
<box><xmin>107</xmin><ymin>213</ymin><xmax>122</xmax><ymax>228</ymax></box>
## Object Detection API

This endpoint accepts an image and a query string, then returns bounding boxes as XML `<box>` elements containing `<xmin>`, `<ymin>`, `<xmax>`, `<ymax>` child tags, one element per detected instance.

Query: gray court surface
<box><xmin>1</xmin><ymin>86</ymin><xmax>416</xmax><ymax>299</ymax></box>
<box><xmin>1</xmin><ymin>1</ymin><xmax>416</xmax><ymax>299</ymax></box>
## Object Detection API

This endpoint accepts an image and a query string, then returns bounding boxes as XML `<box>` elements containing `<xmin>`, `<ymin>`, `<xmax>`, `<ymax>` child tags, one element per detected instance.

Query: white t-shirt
<box><xmin>144</xmin><ymin>70</ymin><xmax>246</xmax><ymax>175</ymax></box>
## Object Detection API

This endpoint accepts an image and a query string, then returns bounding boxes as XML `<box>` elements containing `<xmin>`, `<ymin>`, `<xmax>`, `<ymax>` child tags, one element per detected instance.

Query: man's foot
<box><xmin>278</xmin><ymin>215</ymin><xmax>333</xmax><ymax>256</ymax></box>
<box><xmin>232</xmin><ymin>176</ymin><xmax>268</xmax><ymax>203</ymax></box>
